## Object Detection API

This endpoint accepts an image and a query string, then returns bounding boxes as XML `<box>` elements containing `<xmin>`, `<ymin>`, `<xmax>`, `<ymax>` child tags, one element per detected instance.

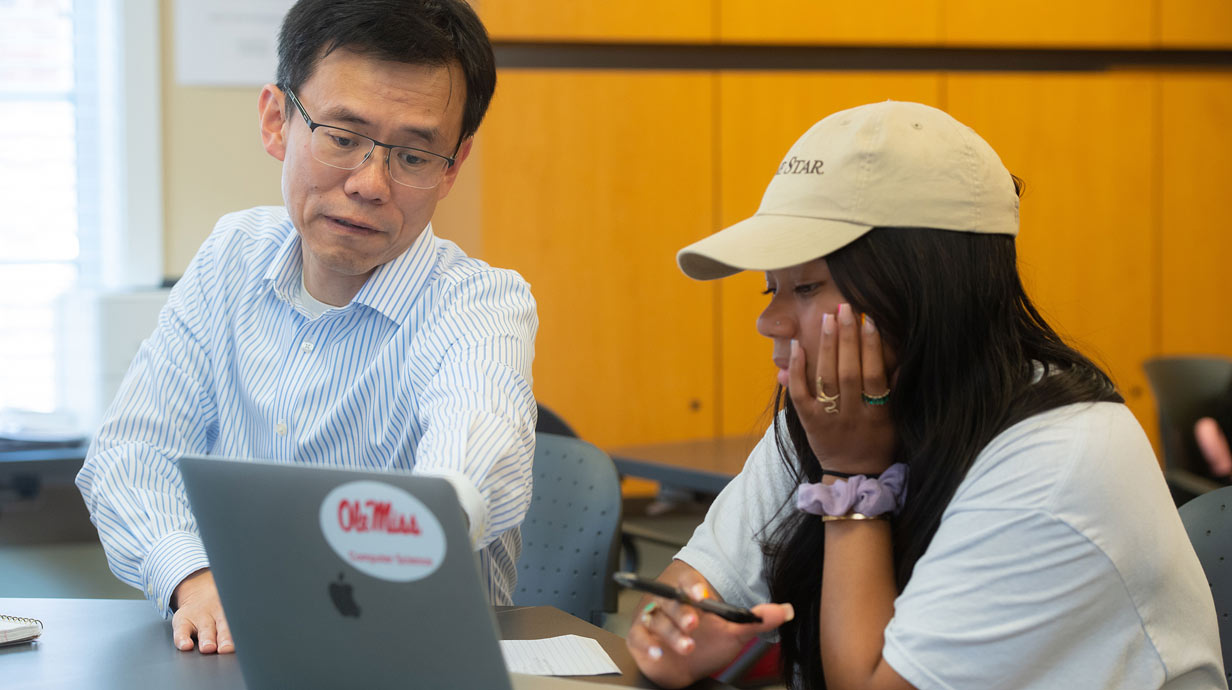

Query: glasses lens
<box><xmin>307</xmin><ymin>125</ymin><xmax>447</xmax><ymax>189</ymax></box>
<box><xmin>389</xmin><ymin>147</ymin><xmax>448</xmax><ymax>189</ymax></box>
<box><xmin>310</xmin><ymin>126</ymin><xmax>372</xmax><ymax>170</ymax></box>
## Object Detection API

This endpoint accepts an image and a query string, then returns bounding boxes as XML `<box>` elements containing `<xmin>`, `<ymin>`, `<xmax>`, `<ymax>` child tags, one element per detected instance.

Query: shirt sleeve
<box><xmin>675</xmin><ymin>422</ymin><xmax>798</xmax><ymax>610</ymax></box>
<box><xmin>75</xmin><ymin>239</ymin><xmax>220</xmax><ymax>619</ymax></box>
<box><xmin>883</xmin><ymin>508</ymin><xmax>1163</xmax><ymax>690</ymax></box>
<box><xmin>410</xmin><ymin>269</ymin><xmax>538</xmax><ymax>550</ymax></box>
<box><xmin>881</xmin><ymin>415</ymin><xmax>1168</xmax><ymax>690</ymax></box>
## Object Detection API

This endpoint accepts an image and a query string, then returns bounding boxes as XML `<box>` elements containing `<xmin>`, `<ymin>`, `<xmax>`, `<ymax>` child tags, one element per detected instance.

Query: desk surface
<box><xmin>608</xmin><ymin>436</ymin><xmax>761</xmax><ymax>495</ymax></box>
<box><xmin>0</xmin><ymin>598</ymin><xmax>729</xmax><ymax>689</ymax></box>
<box><xmin>0</xmin><ymin>442</ymin><xmax>88</xmax><ymax>477</ymax></box>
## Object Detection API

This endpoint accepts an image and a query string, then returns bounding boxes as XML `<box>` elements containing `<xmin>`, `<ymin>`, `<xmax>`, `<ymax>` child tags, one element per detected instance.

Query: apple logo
<box><xmin>329</xmin><ymin>572</ymin><xmax>361</xmax><ymax>618</ymax></box>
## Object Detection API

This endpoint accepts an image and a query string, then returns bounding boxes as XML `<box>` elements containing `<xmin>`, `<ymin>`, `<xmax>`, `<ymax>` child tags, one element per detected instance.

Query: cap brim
<box><xmin>676</xmin><ymin>213</ymin><xmax>874</xmax><ymax>280</ymax></box>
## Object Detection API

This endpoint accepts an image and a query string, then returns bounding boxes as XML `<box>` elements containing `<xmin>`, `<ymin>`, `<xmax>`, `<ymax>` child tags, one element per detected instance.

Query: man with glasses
<box><xmin>76</xmin><ymin>0</ymin><xmax>536</xmax><ymax>655</ymax></box>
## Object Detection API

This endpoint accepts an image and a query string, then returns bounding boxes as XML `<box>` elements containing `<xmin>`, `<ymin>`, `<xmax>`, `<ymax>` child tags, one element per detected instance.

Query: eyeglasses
<box><xmin>283</xmin><ymin>87</ymin><xmax>455</xmax><ymax>190</ymax></box>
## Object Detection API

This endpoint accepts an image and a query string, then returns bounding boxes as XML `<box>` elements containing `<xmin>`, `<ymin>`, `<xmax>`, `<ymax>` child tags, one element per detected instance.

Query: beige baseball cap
<box><xmin>677</xmin><ymin>100</ymin><xmax>1019</xmax><ymax>280</ymax></box>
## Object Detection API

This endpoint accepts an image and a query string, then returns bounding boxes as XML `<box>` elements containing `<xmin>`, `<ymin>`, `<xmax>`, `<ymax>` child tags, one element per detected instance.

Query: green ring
<box><xmin>862</xmin><ymin>392</ymin><xmax>890</xmax><ymax>405</ymax></box>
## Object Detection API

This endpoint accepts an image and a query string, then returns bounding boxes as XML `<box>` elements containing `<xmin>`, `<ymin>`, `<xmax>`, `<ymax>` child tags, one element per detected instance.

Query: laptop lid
<box><xmin>179</xmin><ymin>455</ymin><xmax>513</xmax><ymax>690</ymax></box>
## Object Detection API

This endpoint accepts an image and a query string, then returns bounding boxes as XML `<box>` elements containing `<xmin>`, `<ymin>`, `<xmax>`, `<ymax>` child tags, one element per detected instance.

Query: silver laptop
<box><xmin>181</xmin><ymin>455</ymin><xmax>570</xmax><ymax>689</ymax></box>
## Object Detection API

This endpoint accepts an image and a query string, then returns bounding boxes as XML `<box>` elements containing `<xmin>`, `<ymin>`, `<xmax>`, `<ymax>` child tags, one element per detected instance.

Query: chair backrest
<box><xmin>1143</xmin><ymin>356</ymin><xmax>1232</xmax><ymax>477</ymax></box>
<box><xmin>1179</xmin><ymin>485</ymin><xmax>1232</xmax><ymax>672</ymax></box>
<box><xmin>535</xmin><ymin>403</ymin><xmax>578</xmax><ymax>438</ymax></box>
<box><xmin>514</xmin><ymin>433</ymin><xmax>622</xmax><ymax>625</ymax></box>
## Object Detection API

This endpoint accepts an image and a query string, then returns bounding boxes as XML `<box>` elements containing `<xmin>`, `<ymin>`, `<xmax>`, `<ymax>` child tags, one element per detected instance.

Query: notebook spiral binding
<box><xmin>0</xmin><ymin>615</ymin><xmax>43</xmax><ymax>629</ymax></box>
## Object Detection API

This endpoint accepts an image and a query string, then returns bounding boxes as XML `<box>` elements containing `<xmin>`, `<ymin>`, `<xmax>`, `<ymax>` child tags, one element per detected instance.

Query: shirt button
<box><xmin>275</xmin><ymin>421</ymin><xmax>288</xmax><ymax>436</ymax></box>
<box><xmin>300</xmin><ymin>341</ymin><xmax>314</xmax><ymax>354</ymax></box>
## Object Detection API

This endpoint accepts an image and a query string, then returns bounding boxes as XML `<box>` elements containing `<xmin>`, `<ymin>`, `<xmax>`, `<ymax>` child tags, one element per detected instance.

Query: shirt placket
<box><xmin>276</xmin><ymin>314</ymin><xmax>328</xmax><ymax>453</ymax></box>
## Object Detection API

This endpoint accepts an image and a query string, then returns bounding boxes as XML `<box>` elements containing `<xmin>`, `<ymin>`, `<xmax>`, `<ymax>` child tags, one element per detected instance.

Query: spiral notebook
<box><xmin>0</xmin><ymin>615</ymin><xmax>43</xmax><ymax>647</ymax></box>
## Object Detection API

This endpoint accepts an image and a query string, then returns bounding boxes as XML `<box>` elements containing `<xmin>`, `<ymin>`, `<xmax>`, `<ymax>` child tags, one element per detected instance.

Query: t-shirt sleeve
<box><xmin>883</xmin><ymin>509</ymin><xmax>1162</xmax><ymax>689</ymax></box>
<box><xmin>674</xmin><ymin>423</ymin><xmax>799</xmax><ymax>610</ymax></box>
<box><xmin>882</xmin><ymin>408</ymin><xmax>1168</xmax><ymax>690</ymax></box>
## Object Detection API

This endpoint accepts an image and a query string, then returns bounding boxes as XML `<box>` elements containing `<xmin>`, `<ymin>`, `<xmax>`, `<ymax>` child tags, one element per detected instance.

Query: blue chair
<box><xmin>1179</xmin><ymin>485</ymin><xmax>1232</xmax><ymax>676</ymax></box>
<box><xmin>514</xmin><ymin>433</ymin><xmax>622</xmax><ymax>626</ymax></box>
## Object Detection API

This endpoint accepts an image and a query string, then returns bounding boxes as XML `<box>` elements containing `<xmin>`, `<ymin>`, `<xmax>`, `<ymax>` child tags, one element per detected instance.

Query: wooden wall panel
<box><xmin>479</xmin><ymin>71</ymin><xmax>717</xmax><ymax>447</ymax></box>
<box><xmin>715</xmin><ymin>73</ymin><xmax>944</xmax><ymax>436</ymax></box>
<box><xmin>478</xmin><ymin>0</ymin><xmax>714</xmax><ymax>43</ymax></box>
<box><xmin>1160</xmin><ymin>73</ymin><xmax>1232</xmax><ymax>354</ymax></box>
<box><xmin>946</xmin><ymin>73</ymin><xmax>1158</xmax><ymax>441</ymax></box>
<box><xmin>1160</xmin><ymin>0</ymin><xmax>1232</xmax><ymax>48</ymax></box>
<box><xmin>943</xmin><ymin>0</ymin><xmax>1153</xmax><ymax>47</ymax></box>
<box><xmin>718</xmin><ymin>1</ymin><xmax>941</xmax><ymax>45</ymax></box>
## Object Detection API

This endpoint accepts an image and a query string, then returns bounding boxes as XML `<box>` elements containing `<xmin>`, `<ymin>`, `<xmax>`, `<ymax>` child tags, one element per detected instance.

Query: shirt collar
<box><xmin>351</xmin><ymin>222</ymin><xmax>438</xmax><ymax>325</ymax></box>
<box><xmin>263</xmin><ymin>219</ymin><xmax>439</xmax><ymax>326</ymax></box>
<box><xmin>264</xmin><ymin>217</ymin><xmax>303</xmax><ymax>305</ymax></box>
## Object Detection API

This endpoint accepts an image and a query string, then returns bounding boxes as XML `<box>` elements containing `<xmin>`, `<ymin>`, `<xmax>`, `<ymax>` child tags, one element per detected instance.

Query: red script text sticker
<box><xmin>319</xmin><ymin>481</ymin><xmax>446</xmax><ymax>582</ymax></box>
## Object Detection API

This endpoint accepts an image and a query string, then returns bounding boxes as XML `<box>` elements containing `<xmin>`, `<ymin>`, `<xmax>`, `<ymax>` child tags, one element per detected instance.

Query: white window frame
<box><xmin>0</xmin><ymin>0</ymin><xmax>163</xmax><ymax>420</ymax></box>
<box><xmin>97</xmin><ymin>0</ymin><xmax>163</xmax><ymax>289</ymax></box>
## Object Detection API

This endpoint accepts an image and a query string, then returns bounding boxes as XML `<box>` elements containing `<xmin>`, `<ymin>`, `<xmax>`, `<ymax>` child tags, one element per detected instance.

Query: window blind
<box><xmin>0</xmin><ymin>0</ymin><xmax>96</xmax><ymax>412</ymax></box>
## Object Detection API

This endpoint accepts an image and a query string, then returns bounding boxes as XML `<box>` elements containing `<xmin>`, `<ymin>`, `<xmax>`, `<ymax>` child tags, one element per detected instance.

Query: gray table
<box><xmin>608</xmin><ymin>436</ymin><xmax>759</xmax><ymax>496</ymax></box>
<box><xmin>0</xmin><ymin>442</ymin><xmax>89</xmax><ymax>478</ymax></box>
<box><xmin>0</xmin><ymin>444</ymin><xmax>95</xmax><ymax>546</ymax></box>
<box><xmin>0</xmin><ymin>598</ymin><xmax>730</xmax><ymax>689</ymax></box>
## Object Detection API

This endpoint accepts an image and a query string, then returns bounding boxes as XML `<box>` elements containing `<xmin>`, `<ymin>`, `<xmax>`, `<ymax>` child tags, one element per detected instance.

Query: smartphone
<box><xmin>612</xmin><ymin>571</ymin><xmax>763</xmax><ymax>624</ymax></box>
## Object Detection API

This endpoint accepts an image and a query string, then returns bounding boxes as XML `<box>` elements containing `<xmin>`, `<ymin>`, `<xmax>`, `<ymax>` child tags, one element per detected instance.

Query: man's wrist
<box><xmin>170</xmin><ymin>567</ymin><xmax>211</xmax><ymax>611</ymax></box>
<box><xmin>141</xmin><ymin>530</ymin><xmax>210</xmax><ymax>618</ymax></box>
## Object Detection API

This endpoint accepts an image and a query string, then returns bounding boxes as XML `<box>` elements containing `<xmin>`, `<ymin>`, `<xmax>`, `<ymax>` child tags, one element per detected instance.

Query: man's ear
<box><xmin>258</xmin><ymin>84</ymin><xmax>289</xmax><ymax>162</ymax></box>
<box><xmin>436</xmin><ymin>135</ymin><xmax>474</xmax><ymax>201</ymax></box>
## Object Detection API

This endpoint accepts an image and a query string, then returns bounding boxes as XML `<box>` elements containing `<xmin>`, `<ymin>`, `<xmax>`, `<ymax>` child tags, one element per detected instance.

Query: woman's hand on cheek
<box><xmin>785</xmin><ymin>303</ymin><xmax>896</xmax><ymax>475</ymax></box>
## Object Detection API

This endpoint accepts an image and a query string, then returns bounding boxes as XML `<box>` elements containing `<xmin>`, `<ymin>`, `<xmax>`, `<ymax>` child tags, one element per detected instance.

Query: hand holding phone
<box><xmin>613</xmin><ymin>572</ymin><xmax>763</xmax><ymax>624</ymax></box>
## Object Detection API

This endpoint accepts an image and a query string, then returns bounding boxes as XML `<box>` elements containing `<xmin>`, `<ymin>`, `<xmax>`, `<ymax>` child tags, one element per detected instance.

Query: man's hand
<box><xmin>1196</xmin><ymin>417</ymin><xmax>1232</xmax><ymax>477</ymax></box>
<box><xmin>170</xmin><ymin>569</ymin><xmax>234</xmax><ymax>654</ymax></box>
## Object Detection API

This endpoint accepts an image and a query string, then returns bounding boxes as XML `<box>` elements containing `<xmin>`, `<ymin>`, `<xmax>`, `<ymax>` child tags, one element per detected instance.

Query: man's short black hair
<box><xmin>276</xmin><ymin>0</ymin><xmax>495</xmax><ymax>145</ymax></box>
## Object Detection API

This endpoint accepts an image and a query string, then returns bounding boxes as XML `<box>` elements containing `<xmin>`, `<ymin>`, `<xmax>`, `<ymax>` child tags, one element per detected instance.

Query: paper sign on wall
<box><xmin>174</xmin><ymin>0</ymin><xmax>296</xmax><ymax>86</ymax></box>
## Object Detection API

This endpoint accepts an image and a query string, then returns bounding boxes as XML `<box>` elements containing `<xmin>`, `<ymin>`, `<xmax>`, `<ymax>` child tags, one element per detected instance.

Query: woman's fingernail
<box><xmin>790</xmin><ymin>339</ymin><xmax>799</xmax><ymax>357</ymax></box>
<box><xmin>839</xmin><ymin>303</ymin><xmax>854</xmax><ymax>325</ymax></box>
<box><xmin>822</xmin><ymin>313</ymin><xmax>835</xmax><ymax>335</ymax></box>
<box><xmin>863</xmin><ymin>314</ymin><xmax>876</xmax><ymax>334</ymax></box>
<box><xmin>690</xmin><ymin>583</ymin><xmax>707</xmax><ymax>600</ymax></box>
<box><xmin>648</xmin><ymin>645</ymin><xmax>663</xmax><ymax>660</ymax></box>
<box><xmin>783</xmin><ymin>603</ymin><xmax>795</xmax><ymax>621</ymax></box>
<box><xmin>676</xmin><ymin>637</ymin><xmax>694</xmax><ymax>653</ymax></box>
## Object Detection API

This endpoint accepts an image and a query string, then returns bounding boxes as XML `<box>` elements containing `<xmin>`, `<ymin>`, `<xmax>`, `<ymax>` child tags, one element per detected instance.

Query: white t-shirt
<box><xmin>296</xmin><ymin>273</ymin><xmax>336</xmax><ymax>320</ymax></box>
<box><xmin>676</xmin><ymin>402</ymin><xmax>1226</xmax><ymax>690</ymax></box>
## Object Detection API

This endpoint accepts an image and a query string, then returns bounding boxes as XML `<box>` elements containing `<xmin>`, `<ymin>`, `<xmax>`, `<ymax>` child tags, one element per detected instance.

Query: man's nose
<box><xmin>345</xmin><ymin>147</ymin><xmax>393</xmax><ymax>201</ymax></box>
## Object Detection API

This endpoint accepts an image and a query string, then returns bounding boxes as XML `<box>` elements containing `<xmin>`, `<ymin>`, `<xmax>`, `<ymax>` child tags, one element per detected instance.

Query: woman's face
<box><xmin>757</xmin><ymin>258</ymin><xmax>846</xmax><ymax>388</ymax></box>
<box><xmin>756</xmin><ymin>258</ymin><xmax>897</xmax><ymax>390</ymax></box>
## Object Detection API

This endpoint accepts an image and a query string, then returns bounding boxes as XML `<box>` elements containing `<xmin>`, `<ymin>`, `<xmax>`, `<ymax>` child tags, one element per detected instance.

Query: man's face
<box><xmin>258</xmin><ymin>48</ymin><xmax>471</xmax><ymax>296</ymax></box>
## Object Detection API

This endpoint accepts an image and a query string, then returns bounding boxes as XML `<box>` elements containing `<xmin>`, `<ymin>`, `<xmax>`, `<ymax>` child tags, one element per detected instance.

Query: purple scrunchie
<box><xmin>796</xmin><ymin>463</ymin><xmax>909</xmax><ymax>517</ymax></box>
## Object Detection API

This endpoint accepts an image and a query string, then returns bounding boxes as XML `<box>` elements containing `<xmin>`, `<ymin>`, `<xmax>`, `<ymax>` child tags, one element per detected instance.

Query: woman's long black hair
<box><xmin>761</xmin><ymin>223</ymin><xmax>1123</xmax><ymax>689</ymax></box>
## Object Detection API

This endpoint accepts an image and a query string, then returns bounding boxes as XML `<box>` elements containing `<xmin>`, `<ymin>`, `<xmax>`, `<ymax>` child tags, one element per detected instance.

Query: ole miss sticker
<box><xmin>319</xmin><ymin>481</ymin><xmax>446</xmax><ymax>582</ymax></box>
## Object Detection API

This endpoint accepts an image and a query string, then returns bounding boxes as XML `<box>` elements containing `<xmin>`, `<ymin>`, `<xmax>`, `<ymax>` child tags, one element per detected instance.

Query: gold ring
<box><xmin>862</xmin><ymin>389</ymin><xmax>891</xmax><ymax>405</ymax></box>
<box><xmin>815</xmin><ymin>376</ymin><xmax>840</xmax><ymax>414</ymax></box>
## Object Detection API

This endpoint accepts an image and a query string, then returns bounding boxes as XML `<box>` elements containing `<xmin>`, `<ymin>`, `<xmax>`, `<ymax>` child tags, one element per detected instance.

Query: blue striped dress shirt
<box><xmin>76</xmin><ymin>206</ymin><xmax>538</xmax><ymax>616</ymax></box>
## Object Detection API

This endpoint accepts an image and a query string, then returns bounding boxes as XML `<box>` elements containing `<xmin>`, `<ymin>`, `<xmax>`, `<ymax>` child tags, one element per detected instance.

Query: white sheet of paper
<box><xmin>500</xmin><ymin>635</ymin><xmax>621</xmax><ymax>676</ymax></box>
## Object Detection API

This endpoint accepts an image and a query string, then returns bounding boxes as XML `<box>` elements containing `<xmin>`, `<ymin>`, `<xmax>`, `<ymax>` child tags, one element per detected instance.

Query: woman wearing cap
<box><xmin>627</xmin><ymin>101</ymin><xmax>1224</xmax><ymax>690</ymax></box>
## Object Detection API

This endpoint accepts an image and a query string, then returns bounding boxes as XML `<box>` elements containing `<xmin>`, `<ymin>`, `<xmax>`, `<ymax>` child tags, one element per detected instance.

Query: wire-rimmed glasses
<box><xmin>283</xmin><ymin>87</ymin><xmax>455</xmax><ymax>190</ymax></box>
